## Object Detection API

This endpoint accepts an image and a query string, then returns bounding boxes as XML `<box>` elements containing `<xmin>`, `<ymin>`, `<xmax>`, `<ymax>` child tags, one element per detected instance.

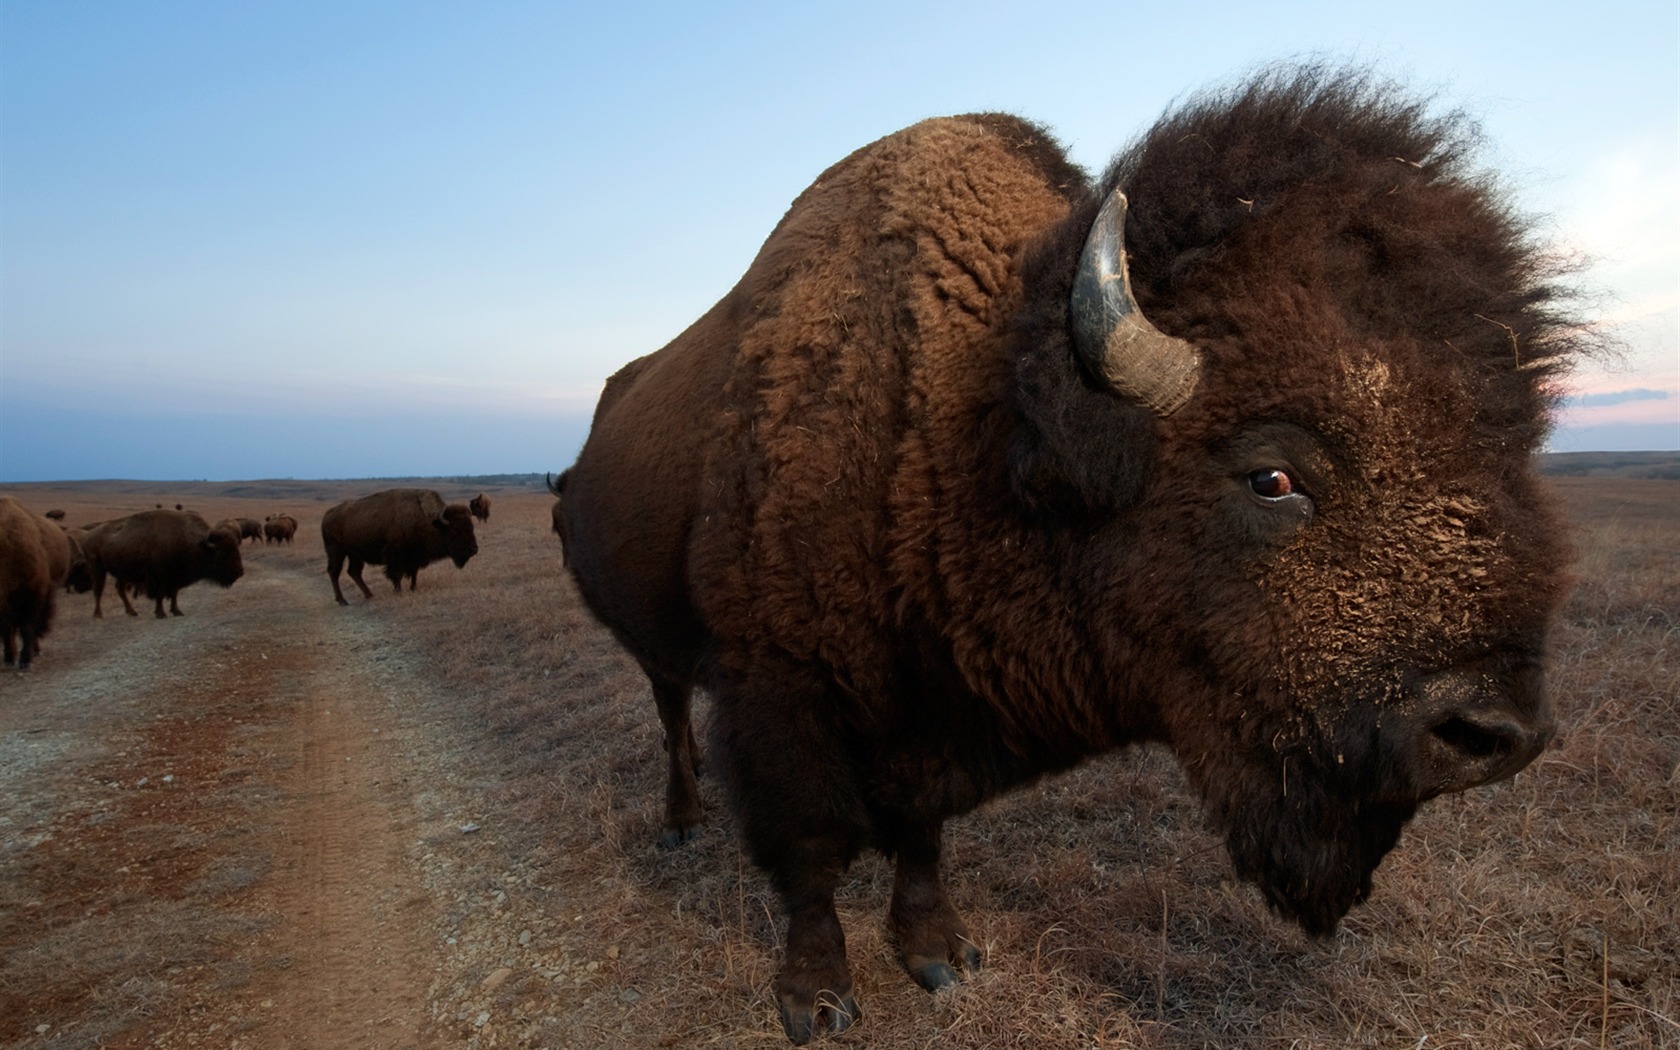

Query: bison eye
<box><xmin>1248</xmin><ymin>468</ymin><xmax>1296</xmax><ymax>500</ymax></box>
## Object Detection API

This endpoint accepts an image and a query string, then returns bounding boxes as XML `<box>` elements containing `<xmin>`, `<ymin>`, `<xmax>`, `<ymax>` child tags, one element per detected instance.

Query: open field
<box><xmin>0</xmin><ymin>474</ymin><xmax>1675</xmax><ymax>1048</ymax></box>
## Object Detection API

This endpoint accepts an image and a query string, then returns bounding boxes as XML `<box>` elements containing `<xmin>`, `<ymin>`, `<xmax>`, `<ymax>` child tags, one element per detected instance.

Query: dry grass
<box><xmin>2</xmin><ymin>474</ymin><xmax>1673</xmax><ymax>1048</ymax></box>
<box><xmin>373</xmin><ymin>477</ymin><xmax>1678</xmax><ymax>1048</ymax></box>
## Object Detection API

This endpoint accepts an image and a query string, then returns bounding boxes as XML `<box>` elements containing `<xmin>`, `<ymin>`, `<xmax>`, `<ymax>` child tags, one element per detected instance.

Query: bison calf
<box><xmin>321</xmin><ymin>488</ymin><xmax>478</xmax><ymax>605</ymax></box>
<box><xmin>83</xmin><ymin>510</ymin><xmax>244</xmax><ymax>618</ymax></box>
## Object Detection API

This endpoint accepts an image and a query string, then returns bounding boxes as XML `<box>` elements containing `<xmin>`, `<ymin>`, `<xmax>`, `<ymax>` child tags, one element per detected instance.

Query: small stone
<box><xmin>480</xmin><ymin>966</ymin><xmax>514</xmax><ymax>992</ymax></box>
<box><xmin>518</xmin><ymin>929</ymin><xmax>532</xmax><ymax>947</ymax></box>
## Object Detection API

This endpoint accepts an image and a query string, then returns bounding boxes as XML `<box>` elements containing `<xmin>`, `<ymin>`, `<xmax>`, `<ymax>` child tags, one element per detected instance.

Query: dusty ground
<box><xmin>0</xmin><ymin>529</ymin><xmax>453</xmax><ymax>1048</ymax></box>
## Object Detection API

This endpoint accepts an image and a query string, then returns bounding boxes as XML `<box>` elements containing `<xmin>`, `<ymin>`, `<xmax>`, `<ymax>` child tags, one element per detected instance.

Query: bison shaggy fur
<box><xmin>320</xmin><ymin>488</ymin><xmax>478</xmax><ymax>605</ymax></box>
<box><xmin>82</xmin><ymin>509</ymin><xmax>243</xmax><ymax>618</ymax></box>
<box><xmin>0</xmin><ymin>497</ymin><xmax>73</xmax><ymax>668</ymax></box>
<box><xmin>469</xmin><ymin>492</ymin><xmax>491</xmax><ymax>523</ymax></box>
<box><xmin>558</xmin><ymin>67</ymin><xmax>1596</xmax><ymax>1042</ymax></box>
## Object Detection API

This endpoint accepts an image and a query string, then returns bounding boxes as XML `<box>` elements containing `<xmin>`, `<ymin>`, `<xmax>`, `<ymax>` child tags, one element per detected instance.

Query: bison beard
<box><xmin>557</xmin><ymin>66</ymin><xmax>1590</xmax><ymax>1043</ymax></box>
<box><xmin>1200</xmin><ymin>740</ymin><xmax>1416</xmax><ymax>937</ymax></box>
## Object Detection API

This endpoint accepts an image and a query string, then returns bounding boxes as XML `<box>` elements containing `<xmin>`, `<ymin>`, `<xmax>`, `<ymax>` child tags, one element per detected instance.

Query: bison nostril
<box><xmin>1430</xmin><ymin>716</ymin><xmax>1515</xmax><ymax>760</ymax></box>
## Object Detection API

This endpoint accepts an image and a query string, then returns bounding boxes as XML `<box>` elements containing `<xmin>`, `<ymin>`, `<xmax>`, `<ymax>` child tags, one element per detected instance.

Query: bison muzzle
<box><xmin>556</xmin><ymin>66</ymin><xmax>1589</xmax><ymax>1043</ymax></box>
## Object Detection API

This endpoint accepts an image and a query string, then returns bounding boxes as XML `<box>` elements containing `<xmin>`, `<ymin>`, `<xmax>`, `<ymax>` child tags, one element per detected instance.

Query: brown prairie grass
<box><xmin>2</xmin><ymin>474</ymin><xmax>1673</xmax><ymax>1048</ymax></box>
<box><xmin>384</xmin><ymin>476</ymin><xmax>1678</xmax><ymax>1048</ymax></box>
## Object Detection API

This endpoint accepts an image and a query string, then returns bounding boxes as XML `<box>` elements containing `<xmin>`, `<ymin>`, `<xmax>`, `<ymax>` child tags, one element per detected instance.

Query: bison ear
<box><xmin>1008</xmin><ymin>327</ymin><xmax>1159</xmax><ymax>517</ymax></box>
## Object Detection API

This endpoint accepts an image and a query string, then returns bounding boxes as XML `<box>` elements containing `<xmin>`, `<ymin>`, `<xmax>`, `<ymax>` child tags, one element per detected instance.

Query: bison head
<box><xmin>202</xmin><ymin>526</ymin><xmax>245</xmax><ymax>587</ymax></box>
<box><xmin>1009</xmin><ymin>71</ymin><xmax>1582</xmax><ymax>935</ymax></box>
<box><xmin>435</xmin><ymin>505</ymin><xmax>479</xmax><ymax>567</ymax></box>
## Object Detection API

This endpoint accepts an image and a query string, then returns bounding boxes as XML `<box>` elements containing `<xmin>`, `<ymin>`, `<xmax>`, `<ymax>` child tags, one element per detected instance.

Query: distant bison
<box><xmin>44</xmin><ymin>509</ymin><xmax>66</xmax><ymax>522</ymax></box>
<box><xmin>469</xmin><ymin>492</ymin><xmax>491</xmax><ymax>524</ymax></box>
<box><xmin>545</xmin><ymin>473</ymin><xmax>567</xmax><ymax>554</ymax></box>
<box><xmin>61</xmin><ymin>527</ymin><xmax>93</xmax><ymax>594</ymax></box>
<box><xmin>320</xmin><ymin>488</ymin><xmax>478</xmax><ymax>605</ymax></box>
<box><xmin>558</xmin><ymin>67</ymin><xmax>1594</xmax><ymax>1041</ymax></box>
<box><xmin>1</xmin><ymin>497</ymin><xmax>73</xmax><ymax>668</ymax></box>
<box><xmin>83</xmin><ymin>510</ymin><xmax>244</xmax><ymax>618</ymax></box>
<box><xmin>236</xmin><ymin>517</ymin><xmax>265</xmax><ymax>544</ymax></box>
<box><xmin>263</xmin><ymin>513</ymin><xmax>298</xmax><ymax>544</ymax></box>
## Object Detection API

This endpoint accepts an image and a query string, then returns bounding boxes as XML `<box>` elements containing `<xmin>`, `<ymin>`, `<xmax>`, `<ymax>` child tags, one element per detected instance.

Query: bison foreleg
<box><xmin>775</xmin><ymin>857</ymin><xmax>860</xmax><ymax>1045</ymax></box>
<box><xmin>116</xmin><ymin>580</ymin><xmax>139</xmax><ymax>617</ymax></box>
<box><xmin>326</xmin><ymin>551</ymin><xmax>350</xmax><ymax>605</ymax></box>
<box><xmin>886</xmin><ymin>824</ymin><xmax>980</xmax><ymax>991</ymax></box>
<box><xmin>649</xmin><ymin>673</ymin><xmax>703</xmax><ymax>847</ymax></box>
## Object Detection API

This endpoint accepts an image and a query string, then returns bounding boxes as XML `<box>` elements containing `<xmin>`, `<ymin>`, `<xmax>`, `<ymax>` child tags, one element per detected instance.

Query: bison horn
<box><xmin>1070</xmin><ymin>190</ymin><xmax>1201</xmax><ymax>415</ymax></box>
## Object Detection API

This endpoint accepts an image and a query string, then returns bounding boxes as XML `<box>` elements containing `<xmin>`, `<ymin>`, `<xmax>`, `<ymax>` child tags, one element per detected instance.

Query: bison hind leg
<box><xmin>648</xmin><ymin>672</ymin><xmax>703</xmax><ymax>847</ymax></box>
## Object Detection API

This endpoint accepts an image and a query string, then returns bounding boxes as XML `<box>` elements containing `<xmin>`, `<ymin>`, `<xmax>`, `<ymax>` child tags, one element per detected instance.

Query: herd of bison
<box><xmin>0</xmin><ymin>486</ymin><xmax>497</xmax><ymax>669</ymax></box>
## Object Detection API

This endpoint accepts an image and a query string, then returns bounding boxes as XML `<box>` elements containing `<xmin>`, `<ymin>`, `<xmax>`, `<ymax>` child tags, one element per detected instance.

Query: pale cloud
<box><xmin>1540</xmin><ymin>135</ymin><xmax>1679</xmax><ymax>439</ymax></box>
<box><xmin>1553</xmin><ymin>138</ymin><xmax>1680</xmax><ymax>285</ymax></box>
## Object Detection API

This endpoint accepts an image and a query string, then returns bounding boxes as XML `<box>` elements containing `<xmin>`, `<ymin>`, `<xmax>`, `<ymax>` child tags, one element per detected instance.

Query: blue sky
<box><xmin>2</xmin><ymin>1</ymin><xmax>1675</xmax><ymax>481</ymax></box>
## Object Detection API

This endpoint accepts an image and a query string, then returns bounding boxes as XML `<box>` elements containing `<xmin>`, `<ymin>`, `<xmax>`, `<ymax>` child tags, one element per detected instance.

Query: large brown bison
<box><xmin>83</xmin><ymin>510</ymin><xmax>244</xmax><ymax>618</ymax></box>
<box><xmin>469</xmin><ymin>492</ymin><xmax>491</xmax><ymax>524</ymax></box>
<box><xmin>320</xmin><ymin>488</ymin><xmax>478</xmax><ymax>605</ymax></box>
<box><xmin>557</xmin><ymin>68</ymin><xmax>1595</xmax><ymax>1042</ymax></box>
<box><xmin>1</xmin><ymin>497</ymin><xmax>73</xmax><ymax>668</ymax></box>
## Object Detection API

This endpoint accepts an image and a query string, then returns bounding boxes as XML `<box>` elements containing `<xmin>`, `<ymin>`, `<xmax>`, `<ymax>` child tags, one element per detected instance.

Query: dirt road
<box><xmin>1</xmin><ymin>552</ymin><xmax>448</xmax><ymax>1048</ymax></box>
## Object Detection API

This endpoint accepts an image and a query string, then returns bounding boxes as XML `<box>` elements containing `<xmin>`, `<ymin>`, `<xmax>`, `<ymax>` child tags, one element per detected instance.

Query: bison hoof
<box><xmin>659</xmin><ymin>825</ymin><xmax>699</xmax><ymax>849</ymax></box>
<box><xmin>909</xmin><ymin>961</ymin><xmax>961</xmax><ymax>992</ymax></box>
<box><xmin>906</xmin><ymin>939</ymin><xmax>981</xmax><ymax>992</ymax></box>
<box><xmin>778</xmin><ymin>990</ymin><xmax>859</xmax><ymax>1045</ymax></box>
<box><xmin>335</xmin><ymin>597</ymin><xmax>349</xmax><ymax>607</ymax></box>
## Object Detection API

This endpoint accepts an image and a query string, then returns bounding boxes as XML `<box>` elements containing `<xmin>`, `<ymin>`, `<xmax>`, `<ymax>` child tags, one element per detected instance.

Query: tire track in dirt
<box><xmin>1</xmin><ymin>552</ymin><xmax>447</xmax><ymax>1049</ymax></box>
<box><xmin>210</xmin><ymin>560</ymin><xmax>438</xmax><ymax>1050</ymax></box>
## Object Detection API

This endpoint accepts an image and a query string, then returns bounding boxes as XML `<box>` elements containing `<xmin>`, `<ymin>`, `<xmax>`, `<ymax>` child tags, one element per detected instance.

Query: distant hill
<box><xmin>1538</xmin><ymin>451</ymin><xmax>1680</xmax><ymax>480</ymax></box>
